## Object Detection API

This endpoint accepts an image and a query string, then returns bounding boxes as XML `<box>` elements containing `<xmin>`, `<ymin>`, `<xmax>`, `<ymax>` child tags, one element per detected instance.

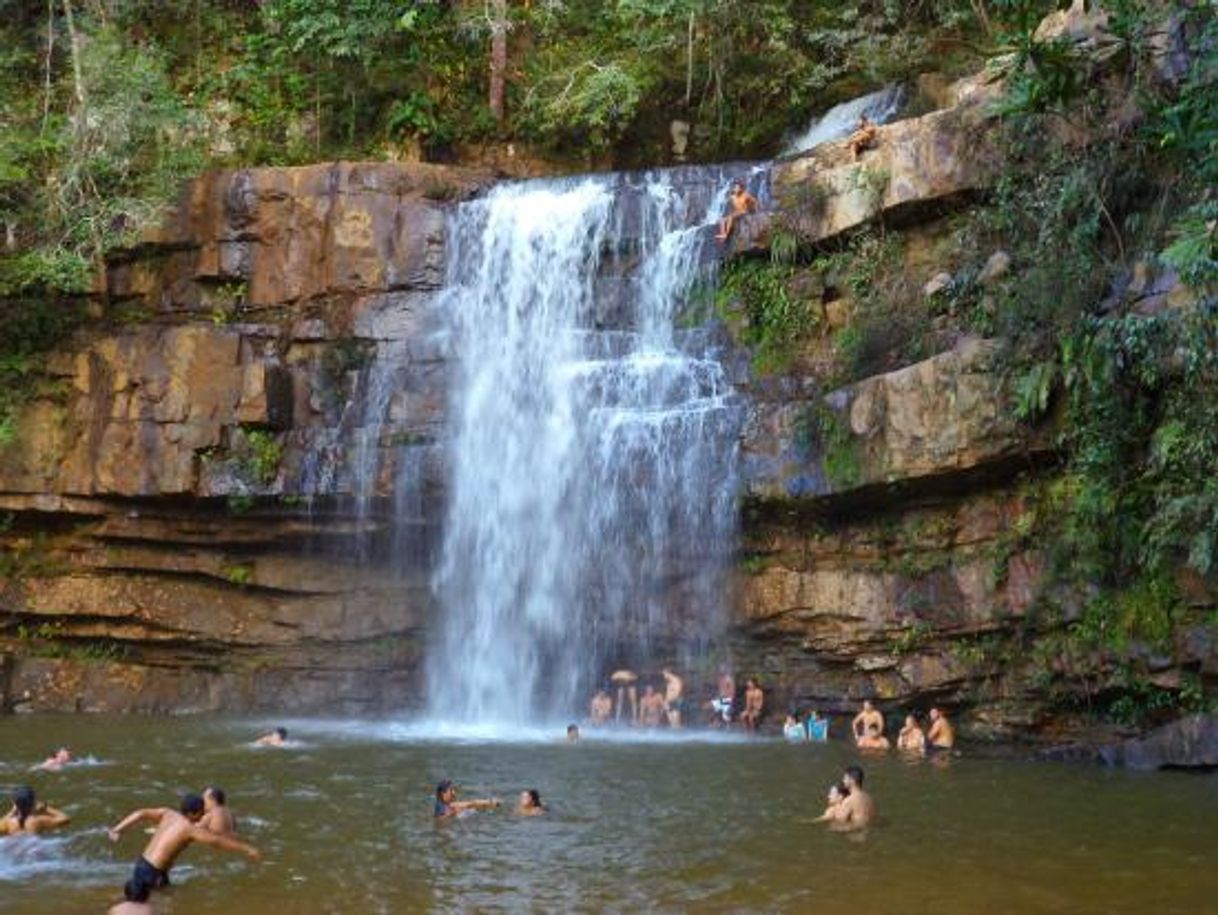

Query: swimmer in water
<box><xmin>852</xmin><ymin>700</ymin><xmax>885</xmax><ymax>746</ymax></box>
<box><xmin>433</xmin><ymin>780</ymin><xmax>500</xmax><ymax>819</ymax></box>
<box><xmin>897</xmin><ymin>714</ymin><xmax>926</xmax><ymax>753</ymax></box>
<box><xmin>639</xmin><ymin>684</ymin><xmax>666</xmax><ymax>728</ymax></box>
<box><xmin>927</xmin><ymin>707</ymin><xmax>956</xmax><ymax>750</ymax></box>
<box><xmin>0</xmin><ymin>786</ymin><xmax>71</xmax><ymax>836</ymax></box>
<box><xmin>32</xmin><ymin>747</ymin><xmax>72</xmax><ymax>772</ymax></box>
<box><xmin>200</xmin><ymin>786</ymin><xmax>237</xmax><ymax>836</ymax></box>
<box><xmin>740</xmin><ymin>678</ymin><xmax>765</xmax><ymax>730</ymax></box>
<box><xmin>515</xmin><ymin>789</ymin><xmax>546</xmax><ymax>817</ymax></box>
<box><xmin>832</xmin><ymin>765</ymin><xmax>876</xmax><ymax>831</ymax></box>
<box><xmin>108</xmin><ymin>793</ymin><xmax>261</xmax><ymax>895</ymax></box>
<box><xmin>566</xmin><ymin>723</ymin><xmax>581</xmax><ymax>743</ymax></box>
<box><xmin>813</xmin><ymin>782</ymin><xmax>850</xmax><ymax>824</ymax></box>
<box><xmin>107</xmin><ymin>878</ymin><xmax>154</xmax><ymax>915</ymax></box>
<box><xmin>255</xmin><ymin>727</ymin><xmax>288</xmax><ymax>747</ymax></box>
<box><xmin>857</xmin><ymin>721</ymin><xmax>891</xmax><ymax>751</ymax></box>
<box><xmin>589</xmin><ymin>689</ymin><xmax>613</xmax><ymax>726</ymax></box>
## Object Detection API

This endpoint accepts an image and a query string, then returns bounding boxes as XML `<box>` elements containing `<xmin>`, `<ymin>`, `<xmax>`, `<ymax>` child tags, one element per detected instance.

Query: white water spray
<box><xmin>427</xmin><ymin>170</ymin><xmax>746</xmax><ymax>726</ymax></box>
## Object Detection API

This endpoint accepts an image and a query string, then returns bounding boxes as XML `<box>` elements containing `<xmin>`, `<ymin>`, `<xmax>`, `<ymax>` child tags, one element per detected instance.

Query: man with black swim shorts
<box><xmin>108</xmin><ymin>793</ymin><xmax>260</xmax><ymax>896</ymax></box>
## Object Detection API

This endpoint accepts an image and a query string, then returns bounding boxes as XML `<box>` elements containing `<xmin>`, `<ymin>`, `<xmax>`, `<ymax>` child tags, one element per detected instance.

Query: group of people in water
<box><xmin>1</xmin><ymin>730</ymin><xmax>287</xmax><ymax>912</ymax></box>
<box><xmin>781</xmin><ymin>700</ymin><xmax>956</xmax><ymax>753</ymax></box>
<box><xmin>587</xmin><ymin>668</ymin><xmax>769</xmax><ymax>731</ymax></box>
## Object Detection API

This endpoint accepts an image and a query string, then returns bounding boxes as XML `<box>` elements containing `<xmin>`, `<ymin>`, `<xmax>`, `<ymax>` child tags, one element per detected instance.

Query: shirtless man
<box><xmin>589</xmin><ymin>689</ymin><xmax>613</xmax><ymax>726</ymax></box>
<box><xmin>108</xmin><ymin>794</ymin><xmax>261</xmax><ymax>896</ymax></box>
<box><xmin>433</xmin><ymin>780</ymin><xmax>499</xmax><ymax>819</ymax></box>
<box><xmin>852</xmin><ymin>700</ymin><xmax>885</xmax><ymax>746</ymax></box>
<box><xmin>832</xmin><ymin>766</ymin><xmax>876</xmax><ymax>831</ymax></box>
<box><xmin>33</xmin><ymin>747</ymin><xmax>72</xmax><ymax>772</ymax></box>
<box><xmin>740</xmin><ymin>679</ymin><xmax>765</xmax><ymax>730</ymax></box>
<box><xmin>848</xmin><ymin>114</ymin><xmax>878</xmax><ymax>159</ymax></box>
<box><xmin>201</xmin><ymin>786</ymin><xmax>236</xmax><ymax>836</ymax></box>
<box><xmin>857</xmin><ymin>722</ymin><xmax>891</xmax><ymax>751</ymax></box>
<box><xmin>714</xmin><ymin>179</ymin><xmax>759</xmax><ymax>242</ymax></box>
<box><xmin>515</xmin><ymin>789</ymin><xmax>546</xmax><ymax>817</ymax></box>
<box><xmin>639</xmin><ymin>684</ymin><xmax>667</xmax><ymax>728</ymax></box>
<box><xmin>255</xmin><ymin>727</ymin><xmax>288</xmax><ymax>747</ymax></box>
<box><xmin>897</xmin><ymin>714</ymin><xmax>926</xmax><ymax>753</ymax></box>
<box><xmin>0</xmin><ymin>787</ymin><xmax>70</xmax><ymax>836</ymax></box>
<box><xmin>661</xmin><ymin>668</ymin><xmax>684</xmax><ymax>727</ymax></box>
<box><xmin>611</xmin><ymin>669</ymin><xmax>639</xmax><ymax>724</ymax></box>
<box><xmin>927</xmin><ymin>707</ymin><xmax>956</xmax><ymax>750</ymax></box>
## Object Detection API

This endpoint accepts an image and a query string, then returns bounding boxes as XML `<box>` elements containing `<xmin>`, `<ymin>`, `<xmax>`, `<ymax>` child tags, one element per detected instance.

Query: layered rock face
<box><xmin>0</xmin><ymin>162</ymin><xmax>490</xmax><ymax>713</ymax></box>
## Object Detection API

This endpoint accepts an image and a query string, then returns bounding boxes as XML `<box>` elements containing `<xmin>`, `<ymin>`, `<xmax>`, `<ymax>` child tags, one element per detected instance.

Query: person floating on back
<box><xmin>255</xmin><ymin>727</ymin><xmax>288</xmax><ymax>747</ymax></box>
<box><xmin>108</xmin><ymin>793</ymin><xmax>261</xmax><ymax>897</ymax></box>
<box><xmin>714</xmin><ymin>179</ymin><xmax>759</xmax><ymax>242</ymax></box>
<box><xmin>433</xmin><ymin>780</ymin><xmax>499</xmax><ymax>820</ymax></box>
<box><xmin>0</xmin><ymin>786</ymin><xmax>70</xmax><ymax>836</ymax></box>
<box><xmin>927</xmin><ymin>707</ymin><xmax>956</xmax><ymax>750</ymax></box>
<box><xmin>515</xmin><ymin>789</ymin><xmax>546</xmax><ymax>817</ymax></box>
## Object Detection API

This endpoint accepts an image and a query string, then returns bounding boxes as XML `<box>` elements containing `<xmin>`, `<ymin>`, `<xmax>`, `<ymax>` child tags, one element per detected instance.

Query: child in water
<box><xmin>813</xmin><ymin>783</ymin><xmax>850</xmax><ymax>825</ymax></box>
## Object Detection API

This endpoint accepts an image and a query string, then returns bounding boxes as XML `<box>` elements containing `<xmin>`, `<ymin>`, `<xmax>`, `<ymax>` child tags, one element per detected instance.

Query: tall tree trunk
<box><xmin>62</xmin><ymin>0</ymin><xmax>86</xmax><ymax>110</ymax></box>
<box><xmin>41</xmin><ymin>0</ymin><xmax>56</xmax><ymax>134</ymax></box>
<box><xmin>488</xmin><ymin>0</ymin><xmax>507</xmax><ymax>122</ymax></box>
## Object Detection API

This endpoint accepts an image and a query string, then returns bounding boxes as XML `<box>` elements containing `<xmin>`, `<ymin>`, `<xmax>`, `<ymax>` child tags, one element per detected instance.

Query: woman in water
<box><xmin>515</xmin><ymin>789</ymin><xmax>546</xmax><ymax>817</ymax></box>
<box><xmin>812</xmin><ymin>783</ymin><xmax>850</xmax><ymax>825</ymax></box>
<box><xmin>783</xmin><ymin>714</ymin><xmax>807</xmax><ymax>742</ymax></box>
<box><xmin>0</xmin><ymin>786</ymin><xmax>71</xmax><ymax>836</ymax></box>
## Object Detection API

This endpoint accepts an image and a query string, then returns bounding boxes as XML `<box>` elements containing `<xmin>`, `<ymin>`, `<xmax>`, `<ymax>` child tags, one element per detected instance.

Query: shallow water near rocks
<box><xmin>2</xmin><ymin>716</ymin><xmax>1217</xmax><ymax>914</ymax></box>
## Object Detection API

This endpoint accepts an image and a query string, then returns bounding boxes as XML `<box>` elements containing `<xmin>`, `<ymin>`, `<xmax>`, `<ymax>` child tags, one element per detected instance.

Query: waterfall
<box><xmin>426</xmin><ymin>169</ymin><xmax>749</xmax><ymax>727</ymax></box>
<box><xmin>783</xmin><ymin>85</ymin><xmax>907</xmax><ymax>156</ymax></box>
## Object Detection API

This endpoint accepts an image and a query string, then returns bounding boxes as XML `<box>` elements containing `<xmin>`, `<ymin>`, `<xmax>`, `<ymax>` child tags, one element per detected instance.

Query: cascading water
<box><xmin>783</xmin><ymin>85</ymin><xmax>907</xmax><ymax>156</ymax></box>
<box><xmin>426</xmin><ymin>169</ymin><xmax>751</xmax><ymax>727</ymax></box>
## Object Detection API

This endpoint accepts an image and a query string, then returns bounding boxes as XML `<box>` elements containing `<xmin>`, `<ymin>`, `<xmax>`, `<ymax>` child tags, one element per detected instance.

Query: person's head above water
<box><xmin>203</xmin><ymin>786</ymin><xmax>226</xmax><ymax>808</ymax></box>
<box><xmin>436</xmin><ymin>780</ymin><xmax>455</xmax><ymax>802</ymax></box>
<box><xmin>12</xmin><ymin>786</ymin><xmax>36</xmax><ymax>826</ymax></box>
<box><xmin>275</xmin><ymin>727</ymin><xmax>288</xmax><ymax>740</ymax></box>
<box><xmin>566</xmin><ymin>723</ymin><xmax>580</xmax><ymax>742</ymax></box>
<box><xmin>905</xmin><ymin>714</ymin><xmax>919</xmax><ymax>728</ymax></box>
<box><xmin>180</xmin><ymin>793</ymin><xmax>205</xmax><ymax>821</ymax></box>
<box><xmin>843</xmin><ymin>766</ymin><xmax>864</xmax><ymax>789</ymax></box>
<box><xmin>828</xmin><ymin>782</ymin><xmax>849</xmax><ymax>804</ymax></box>
<box><xmin>862</xmin><ymin>700</ymin><xmax>874</xmax><ymax>712</ymax></box>
<box><xmin>520</xmin><ymin>789</ymin><xmax>542</xmax><ymax>809</ymax></box>
<box><xmin>123</xmin><ymin>877</ymin><xmax>151</xmax><ymax>903</ymax></box>
<box><xmin>930</xmin><ymin>707</ymin><xmax>943</xmax><ymax>721</ymax></box>
<box><xmin>731</xmin><ymin>179</ymin><xmax>745</xmax><ymax>193</ymax></box>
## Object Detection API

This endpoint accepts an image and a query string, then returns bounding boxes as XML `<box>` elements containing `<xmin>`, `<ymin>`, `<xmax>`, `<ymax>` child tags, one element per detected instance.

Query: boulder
<box><xmin>1102</xmin><ymin>714</ymin><xmax>1218</xmax><ymax>770</ymax></box>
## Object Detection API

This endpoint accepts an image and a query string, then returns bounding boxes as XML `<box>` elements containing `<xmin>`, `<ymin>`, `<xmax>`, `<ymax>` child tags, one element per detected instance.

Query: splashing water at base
<box><xmin>427</xmin><ymin>170</ymin><xmax>746</xmax><ymax>727</ymax></box>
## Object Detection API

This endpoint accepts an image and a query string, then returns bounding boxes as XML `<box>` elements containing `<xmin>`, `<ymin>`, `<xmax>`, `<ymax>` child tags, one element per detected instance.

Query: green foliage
<box><xmin>237</xmin><ymin>428</ymin><xmax>283</xmax><ymax>487</ymax></box>
<box><xmin>223</xmin><ymin>564</ymin><xmax>253</xmax><ymax>587</ymax></box>
<box><xmin>1012</xmin><ymin>359</ymin><xmax>1057</xmax><ymax>421</ymax></box>
<box><xmin>795</xmin><ymin>401</ymin><xmax>861</xmax><ymax>489</ymax></box>
<box><xmin>1161</xmin><ymin>202</ymin><xmax>1218</xmax><ymax>290</ymax></box>
<box><xmin>716</xmin><ymin>259</ymin><xmax>817</xmax><ymax>373</ymax></box>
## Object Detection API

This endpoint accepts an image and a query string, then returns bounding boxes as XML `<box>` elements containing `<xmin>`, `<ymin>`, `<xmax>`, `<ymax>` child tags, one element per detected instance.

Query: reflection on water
<box><xmin>1</xmin><ymin>716</ymin><xmax>1216</xmax><ymax>914</ymax></box>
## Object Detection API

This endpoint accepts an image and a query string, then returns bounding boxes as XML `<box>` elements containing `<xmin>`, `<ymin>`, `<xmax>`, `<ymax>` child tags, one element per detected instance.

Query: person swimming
<box><xmin>897</xmin><ymin>714</ymin><xmax>927</xmax><ymax>753</ymax></box>
<box><xmin>108</xmin><ymin>793</ymin><xmax>261</xmax><ymax>895</ymax></box>
<box><xmin>433</xmin><ymin>780</ymin><xmax>500</xmax><ymax>819</ymax></box>
<box><xmin>0</xmin><ymin>786</ymin><xmax>70</xmax><ymax>836</ymax></box>
<box><xmin>200</xmin><ymin>786</ymin><xmax>237</xmax><ymax>836</ymax></box>
<box><xmin>255</xmin><ymin>727</ymin><xmax>288</xmax><ymax>747</ymax></box>
<box><xmin>783</xmin><ymin>714</ymin><xmax>807</xmax><ymax>742</ymax></box>
<box><xmin>32</xmin><ymin>747</ymin><xmax>72</xmax><ymax>772</ymax></box>
<box><xmin>831</xmin><ymin>766</ymin><xmax>876</xmax><ymax>831</ymax></box>
<box><xmin>566</xmin><ymin>723</ymin><xmax>581</xmax><ymax>742</ymax></box>
<box><xmin>515</xmin><ymin>789</ymin><xmax>546</xmax><ymax>817</ymax></box>
<box><xmin>857</xmin><ymin>720</ymin><xmax>891</xmax><ymax>751</ymax></box>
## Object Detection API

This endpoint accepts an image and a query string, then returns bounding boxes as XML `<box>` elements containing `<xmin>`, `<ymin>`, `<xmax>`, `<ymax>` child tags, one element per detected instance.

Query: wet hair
<box><xmin>275</xmin><ymin>727</ymin><xmax>288</xmax><ymax>740</ymax></box>
<box><xmin>12</xmin><ymin>786</ymin><xmax>35</xmax><ymax>828</ymax></box>
<box><xmin>436</xmin><ymin>779</ymin><xmax>453</xmax><ymax>800</ymax></box>
<box><xmin>566</xmin><ymin>723</ymin><xmax>579</xmax><ymax>734</ymax></box>
<box><xmin>731</xmin><ymin>179</ymin><xmax>745</xmax><ymax>190</ymax></box>
<box><xmin>204</xmin><ymin>786</ymin><xmax>226</xmax><ymax>806</ymax></box>
<box><xmin>527</xmin><ymin>789</ymin><xmax>542</xmax><ymax>808</ymax></box>
<box><xmin>180</xmin><ymin>793</ymin><xmax>205</xmax><ymax>817</ymax></box>
<box><xmin>124</xmin><ymin>878</ymin><xmax>151</xmax><ymax>903</ymax></box>
<box><xmin>844</xmin><ymin>765</ymin><xmax>864</xmax><ymax>787</ymax></box>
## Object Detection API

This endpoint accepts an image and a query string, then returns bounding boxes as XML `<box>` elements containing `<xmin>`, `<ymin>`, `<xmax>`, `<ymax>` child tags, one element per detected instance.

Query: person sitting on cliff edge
<box><xmin>714</xmin><ymin>179</ymin><xmax>759</xmax><ymax>242</ymax></box>
<box><xmin>848</xmin><ymin>114</ymin><xmax>879</xmax><ymax>160</ymax></box>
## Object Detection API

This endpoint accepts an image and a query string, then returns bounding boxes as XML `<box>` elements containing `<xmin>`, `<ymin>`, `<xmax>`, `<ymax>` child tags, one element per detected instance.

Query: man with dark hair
<box><xmin>832</xmin><ymin>766</ymin><xmax>876</xmax><ymax>831</ymax></box>
<box><xmin>201</xmin><ymin>786</ymin><xmax>236</xmax><ymax>836</ymax></box>
<box><xmin>255</xmin><ymin>727</ymin><xmax>288</xmax><ymax>747</ymax></box>
<box><xmin>714</xmin><ymin>179</ymin><xmax>759</xmax><ymax>242</ymax></box>
<box><xmin>107</xmin><ymin>877</ymin><xmax>154</xmax><ymax>914</ymax></box>
<box><xmin>433</xmin><ymin>780</ymin><xmax>499</xmax><ymax>820</ymax></box>
<box><xmin>927</xmin><ymin>707</ymin><xmax>956</xmax><ymax>750</ymax></box>
<box><xmin>108</xmin><ymin>793</ymin><xmax>260</xmax><ymax>896</ymax></box>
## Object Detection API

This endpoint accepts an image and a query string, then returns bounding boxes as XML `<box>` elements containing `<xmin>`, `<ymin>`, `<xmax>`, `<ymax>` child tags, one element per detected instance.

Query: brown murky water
<box><xmin>2</xmin><ymin>715</ymin><xmax>1217</xmax><ymax>913</ymax></box>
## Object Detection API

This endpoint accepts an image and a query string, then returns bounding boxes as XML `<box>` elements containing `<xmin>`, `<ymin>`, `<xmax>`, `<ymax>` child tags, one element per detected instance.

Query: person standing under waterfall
<box><xmin>611</xmin><ymin>669</ymin><xmax>639</xmax><ymax>724</ymax></box>
<box><xmin>640</xmin><ymin>684</ymin><xmax>666</xmax><ymax>728</ymax></box>
<box><xmin>741</xmin><ymin>679</ymin><xmax>765</xmax><ymax>730</ymax></box>
<box><xmin>589</xmin><ymin>688</ymin><xmax>613</xmax><ymax>726</ymax></box>
<box><xmin>661</xmin><ymin>668</ymin><xmax>684</xmax><ymax>727</ymax></box>
<box><xmin>714</xmin><ymin>179</ymin><xmax>759</xmax><ymax>242</ymax></box>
